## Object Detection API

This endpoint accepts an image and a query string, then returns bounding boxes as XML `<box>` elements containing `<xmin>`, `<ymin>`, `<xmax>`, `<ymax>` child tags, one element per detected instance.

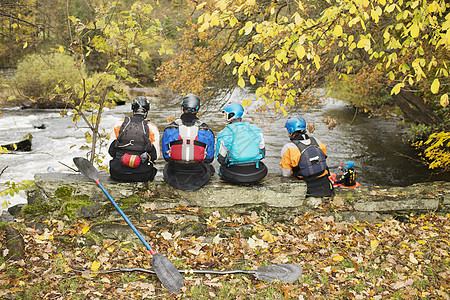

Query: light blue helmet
<box><xmin>344</xmin><ymin>161</ymin><xmax>355</xmax><ymax>169</ymax></box>
<box><xmin>222</xmin><ymin>103</ymin><xmax>244</xmax><ymax>121</ymax></box>
<box><xmin>285</xmin><ymin>117</ymin><xmax>306</xmax><ymax>134</ymax></box>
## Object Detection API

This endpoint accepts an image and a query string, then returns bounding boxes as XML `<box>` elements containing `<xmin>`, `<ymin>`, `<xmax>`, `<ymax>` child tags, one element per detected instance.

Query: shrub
<box><xmin>406</xmin><ymin>123</ymin><xmax>433</xmax><ymax>143</ymax></box>
<box><xmin>13</xmin><ymin>52</ymin><xmax>84</xmax><ymax>103</ymax></box>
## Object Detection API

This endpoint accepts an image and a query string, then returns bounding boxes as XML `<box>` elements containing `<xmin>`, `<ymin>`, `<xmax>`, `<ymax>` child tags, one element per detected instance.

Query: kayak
<box><xmin>329</xmin><ymin>172</ymin><xmax>361</xmax><ymax>188</ymax></box>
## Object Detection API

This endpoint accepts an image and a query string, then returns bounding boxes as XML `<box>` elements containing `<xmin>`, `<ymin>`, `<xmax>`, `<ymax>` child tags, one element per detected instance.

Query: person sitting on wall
<box><xmin>161</xmin><ymin>94</ymin><xmax>215</xmax><ymax>191</ymax></box>
<box><xmin>279</xmin><ymin>116</ymin><xmax>334</xmax><ymax>197</ymax></box>
<box><xmin>215</xmin><ymin>103</ymin><xmax>267</xmax><ymax>184</ymax></box>
<box><xmin>107</xmin><ymin>96</ymin><xmax>159</xmax><ymax>182</ymax></box>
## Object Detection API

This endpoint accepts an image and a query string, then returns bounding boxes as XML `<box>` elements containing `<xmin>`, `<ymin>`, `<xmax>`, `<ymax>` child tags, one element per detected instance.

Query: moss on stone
<box><xmin>22</xmin><ymin>201</ymin><xmax>57</xmax><ymax>218</ymax></box>
<box><xmin>55</xmin><ymin>186</ymin><xmax>73</xmax><ymax>199</ymax></box>
<box><xmin>343</xmin><ymin>192</ymin><xmax>356</xmax><ymax>204</ymax></box>
<box><xmin>112</xmin><ymin>195</ymin><xmax>142</xmax><ymax>211</ymax></box>
<box><xmin>59</xmin><ymin>197</ymin><xmax>93</xmax><ymax>219</ymax></box>
<box><xmin>119</xmin><ymin>194</ymin><xmax>141</xmax><ymax>205</ymax></box>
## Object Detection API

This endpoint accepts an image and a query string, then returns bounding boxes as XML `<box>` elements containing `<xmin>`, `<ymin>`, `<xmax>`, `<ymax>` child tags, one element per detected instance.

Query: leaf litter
<box><xmin>0</xmin><ymin>211</ymin><xmax>449</xmax><ymax>299</ymax></box>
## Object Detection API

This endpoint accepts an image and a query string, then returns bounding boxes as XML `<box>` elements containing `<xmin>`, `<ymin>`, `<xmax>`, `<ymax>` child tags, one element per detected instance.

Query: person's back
<box><xmin>215</xmin><ymin>103</ymin><xmax>267</xmax><ymax>184</ymax></box>
<box><xmin>107</xmin><ymin>97</ymin><xmax>159</xmax><ymax>182</ymax></box>
<box><xmin>161</xmin><ymin>94</ymin><xmax>215</xmax><ymax>191</ymax></box>
<box><xmin>279</xmin><ymin>116</ymin><xmax>334</xmax><ymax>197</ymax></box>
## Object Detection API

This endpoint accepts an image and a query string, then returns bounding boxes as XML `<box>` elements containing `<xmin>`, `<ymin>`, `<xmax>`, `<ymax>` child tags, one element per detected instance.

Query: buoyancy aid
<box><xmin>292</xmin><ymin>137</ymin><xmax>327</xmax><ymax>177</ymax></box>
<box><xmin>334</xmin><ymin>168</ymin><xmax>356</xmax><ymax>186</ymax></box>
<box><xmin>116</xmin><ymin>115</ymin><xmax>151</xmax><ymax>155</ymax></box>
<box><xmin>225</xmin><ymin>122</ymin><xmax>262</xmax><ymax>165</ymax></box>
<box><xmin>168</xmin><ymin>119</ymin><xmax>207</xmax><ymax>162</ymax></box>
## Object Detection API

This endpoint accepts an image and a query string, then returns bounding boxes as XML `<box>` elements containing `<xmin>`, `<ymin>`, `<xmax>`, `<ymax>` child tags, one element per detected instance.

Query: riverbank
<box><xmin>0</xmin><ymin>176</ymin><xmax>449</xmax><ymax>299</ymax></box>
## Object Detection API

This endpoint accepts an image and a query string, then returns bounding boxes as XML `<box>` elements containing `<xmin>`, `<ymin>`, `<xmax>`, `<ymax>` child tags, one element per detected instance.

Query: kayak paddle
<box><xmin>70</xmin><ymin>263</ymin><xmax>302</xmax><ymax>283</ymax></box>
<box><xmin>73</xmin><ymin>157</ymin><xmax>184</xmax><ymax>292</ymax></box>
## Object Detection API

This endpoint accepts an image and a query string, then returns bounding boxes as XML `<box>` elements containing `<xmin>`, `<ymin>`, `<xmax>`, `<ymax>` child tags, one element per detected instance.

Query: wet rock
<box><xmin>2</xmin><ymin>133</ymin><xmax>32</xmax><ymax>151</ymax></box>
<box><xmin>1</xmin><ymin>211</ymin><xmax>14</xmax><ymax>222</ymax></box>
<box><xmin>8</xmin><ymin>204</ymin><xmax>25</xmax><ymax>216</ymax></box>
<box><xmin>32</xmin><ymin>121</ymin><xmax>46</xmax><ymax>129</ymax></box>
<box><xmin>2</xmin><ymin>225</ymin><xmax>25</xmax><ymax>261</ymax></box>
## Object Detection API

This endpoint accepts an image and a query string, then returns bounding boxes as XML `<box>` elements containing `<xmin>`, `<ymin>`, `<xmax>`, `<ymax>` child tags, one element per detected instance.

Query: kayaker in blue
<box><xmin>161</xmin><ymin>94</ymin><xmax>215</xmax><ymax>191</ymax></box>
<box><xmin>215</xmin><ymin>103</ymin><xmax>267</xmax><ymax>184</ymax></box>
<box><xmin>334</xmin><ymin>161</ymin><xmax>356</xmax><ymax>187</ymax></box>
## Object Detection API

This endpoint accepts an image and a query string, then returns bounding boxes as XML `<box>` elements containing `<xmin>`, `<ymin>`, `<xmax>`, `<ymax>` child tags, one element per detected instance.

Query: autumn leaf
<box><xmin>370</xmin><ymin>240</ymin><xmax>379</xmax><ymax>249</ymax></box>
<box><xmin>391</xmin><ymin>82</ymin><xmax>403</xmax><ymax>95</ymax></box>
<box><xmin>238</xmin><ymin>77</ymin><xmax>245</xmax><ymax>88</ymax></box>
<box><xmin>332</xmin><ymin>255</ymin><xmax>344</xmax><ymax>262</ymax></box>
<box><xmin>295</xmin><ymin>45</ymin><xmax>306</xmax><ymax>59</ymax></box>
<box><xmin>222</xmin><ymin>53</ymin><xmax>232</xmax><ymax>65</ymax></box>
<box><xmin>409</xmin><ymin>253</ymin><xmax>418</xmax><ymax>264</ymax></box>
<box><xmin>333</xmin><ymin>25</ymin><xmax>343</xmax><ymax>37</ymax></box>
<box><xmin>431</xmin><ymin>78</ymin><xmax>440</xmax><ymax>94</ymax></box>
<box><xmin>244</xmin><ymin>21</ymin><xmax>253</xmax><ymax>35</ymax></box>
<box><xmin>261</xmin><ymin>230</ymin><xmax>277</xmax><ymax>243</ymax></box>
<box><xmin>410</xmin><ymin>23</ymin><xmax>419</xmax><ymax>38</ymax></box>
<box><xmin>161</xmin><ymin>231</ymin><xmax>173</xmax><ymax>240</ymax></box>
<box><xmin>440</xmin><ymin>94</ymin><xmax>449</xmax><ymax>108</ymax></box>
<box><xmin>81</xmin><ymin>224</ymin><xmax>90</xmax><ymax>234</ymax></box>
<box><xmin>91</xmin><ymin>260</ymin><xmax>101</xmax><ymax>272</ymax></box>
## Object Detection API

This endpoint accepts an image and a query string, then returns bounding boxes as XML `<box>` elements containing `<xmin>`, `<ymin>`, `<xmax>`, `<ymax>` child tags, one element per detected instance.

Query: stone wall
<box><xmin>20</xmin><ymin>172</ymin><xmax>309</xmax><ymax>222</ymax></box>
<box><xmin>10</xmin><ymin>172</ymin><xmax>450</xmax><ymax>226</ymax></box>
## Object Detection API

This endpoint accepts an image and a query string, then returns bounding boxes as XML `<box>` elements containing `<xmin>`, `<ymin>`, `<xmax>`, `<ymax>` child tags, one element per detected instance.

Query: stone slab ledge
<box><xmin>33</xmin><ymin>172</ymin><xmax>308</xmax><ymax>208</ymax></box>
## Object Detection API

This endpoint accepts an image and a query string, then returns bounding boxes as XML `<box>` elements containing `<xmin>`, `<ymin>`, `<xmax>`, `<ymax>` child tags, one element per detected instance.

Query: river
<box><xmin>1</xmin><ymin>88</ymin><xmax>449</xmax><ymax>212</ymax></box>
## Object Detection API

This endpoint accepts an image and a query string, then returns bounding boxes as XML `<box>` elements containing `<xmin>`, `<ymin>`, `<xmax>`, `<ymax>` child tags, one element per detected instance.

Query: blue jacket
<box><xmin>215</xmin><ymin>121</ymin><xmax>265</xmax><ymax>166</ymax></box>
<box><xmin>162</xmin><ymin>115</ymin><xmax>215</xmax><ymax>163</ymax></box>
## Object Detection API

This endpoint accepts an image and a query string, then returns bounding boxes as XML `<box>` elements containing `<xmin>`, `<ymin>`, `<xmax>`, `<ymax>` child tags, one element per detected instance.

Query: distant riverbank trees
<box><xmin>0</xmin><ymin>0</ymin><xmax>180</xmax><ymax>163</ymax></box>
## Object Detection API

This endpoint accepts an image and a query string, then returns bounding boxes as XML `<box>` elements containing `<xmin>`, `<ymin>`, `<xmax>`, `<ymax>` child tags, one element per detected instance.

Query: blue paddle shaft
<box><xmin>95</xmin><ymin>180</ymin><xmax>155</xmax><ymax>255</ymax></box>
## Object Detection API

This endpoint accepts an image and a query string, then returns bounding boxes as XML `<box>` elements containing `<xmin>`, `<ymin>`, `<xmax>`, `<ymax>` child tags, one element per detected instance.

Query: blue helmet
<box><xmin>344</xmin><ymin>161</ymin><xmax>355</xmax><ymax>169</ymax></box>
<box><xmin>222</xmin><ymin>103</ymin><xmax>244</xmax><ymax>121</ymax></box>
<box><xmin>285</xmin><ymin>117</ymin><xmax>306</xmax><ymax>134</ymax></box>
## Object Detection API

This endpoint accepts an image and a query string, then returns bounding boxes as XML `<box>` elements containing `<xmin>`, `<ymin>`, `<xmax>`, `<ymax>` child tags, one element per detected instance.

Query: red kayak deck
<box><xmin>329</xmin><ymin>173</ymin><xmax>361</xmax><ymax>188</ymax></box>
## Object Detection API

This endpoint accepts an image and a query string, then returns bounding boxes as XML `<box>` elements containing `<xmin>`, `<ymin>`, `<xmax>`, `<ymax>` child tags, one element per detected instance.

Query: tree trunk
<box><xmin>390</xmin><ymin>89</ymin><xmax>442</xmax><ymax>126</ymax></box>
<box><xmin>90</xmin><ymin>86</ymin><xmax>111</xmax><ymax>163</ymax></box>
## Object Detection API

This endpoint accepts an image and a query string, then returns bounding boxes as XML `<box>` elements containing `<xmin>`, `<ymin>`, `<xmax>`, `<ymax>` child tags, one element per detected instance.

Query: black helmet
<box><xmin>131</xmin><ymin>97</ymin><xmax>150</xmax><ymax>114</ymax></box>
<box><xmin>181</xmin><ymin>94</ymin><xmax>201</xmax><ymax>113</ymax></box>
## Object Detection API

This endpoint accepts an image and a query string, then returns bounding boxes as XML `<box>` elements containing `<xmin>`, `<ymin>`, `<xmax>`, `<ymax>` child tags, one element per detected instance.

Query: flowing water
<box><xmin>1</xmin><ymin>88</ymin><xmax>449</xmax><ymax>212</ymax></box>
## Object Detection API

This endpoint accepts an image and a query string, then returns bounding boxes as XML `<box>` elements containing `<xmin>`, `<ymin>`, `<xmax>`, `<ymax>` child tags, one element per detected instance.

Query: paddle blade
<box><xmin>73</xmin><ymin>157</ymin><xmax>100</xmax><ymax>181</ymax></box>
<box><xmin>152</xmin><ymin>253</ymin><xmax>184</xmax><ymax>292</ymax></box>
<box><xmin>253</xmin><ymin>264</ymin><xmax>302</xmax><ymax>283</ymax></box>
